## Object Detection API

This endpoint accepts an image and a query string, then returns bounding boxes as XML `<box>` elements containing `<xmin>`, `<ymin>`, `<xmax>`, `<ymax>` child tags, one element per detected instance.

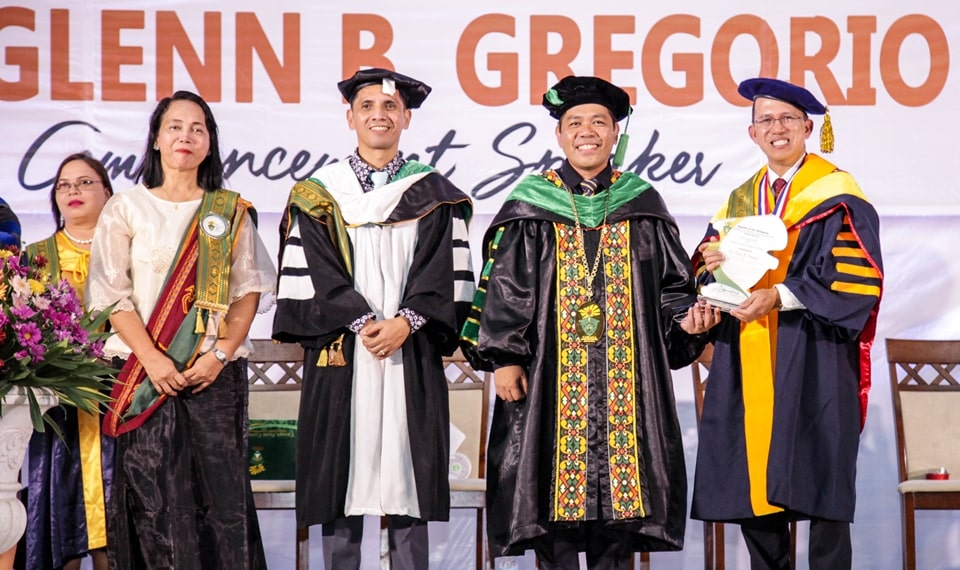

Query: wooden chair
<box><xmin>886</xmin><ymin>338</ymin><xmax>960</xmax><ymax>570</ymax></box>
<box><xmin>377</xmin><ymin>348</ymin><xmax>493</xmax><ymax>570</ymax></box>
<box><xmin>445</xmin><ymin>349</ymin><xmax>492</xmax><ymax>570</ymax></box>
<box><xmin>246</xmin><ymin>339</ymin><xmax>309</xmax><ymax>570</ymax></box>
<box><xmin>690</xmin><ymin>345</ymin><xmax>796</xmax><ymax>570</ymax></box>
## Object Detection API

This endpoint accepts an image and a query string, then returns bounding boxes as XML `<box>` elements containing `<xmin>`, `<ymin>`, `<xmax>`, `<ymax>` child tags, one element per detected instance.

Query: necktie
<box><xmin>370</xmin><ymin>170</ymin><xmax>389</xmax><ymax>189</ymax></box>
<box><xmin>579</xmin><ymin>178</ymin><xmax>599</xmax><ymax>196</ymax></box>
<box><xmin>772</xmin><ymin>177</ymin><xmax>786</xmax><ymax>199</ymax></box>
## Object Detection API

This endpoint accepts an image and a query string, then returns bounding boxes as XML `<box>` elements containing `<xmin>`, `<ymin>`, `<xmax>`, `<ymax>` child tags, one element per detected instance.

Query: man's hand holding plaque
<box><xmin>698</xmin><ymin>215</ymin><xmax>788</xmax><ymax>311</ymax></box>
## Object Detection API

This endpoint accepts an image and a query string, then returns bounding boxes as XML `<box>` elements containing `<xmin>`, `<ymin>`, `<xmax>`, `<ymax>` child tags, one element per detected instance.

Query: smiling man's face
<box><xmin>556</xmin><ymin>103</ymin><xmax>619</xmax><ymax>180</ymax></box>
<box><xmin>748</xmin><ymin>97</ymin><xmax>813</xmax><ymax>174</ymax></box>
<box><xmin>347</xmin><ymin>85</ymin><xmax>411</xmax><ymax>159</ymax></box>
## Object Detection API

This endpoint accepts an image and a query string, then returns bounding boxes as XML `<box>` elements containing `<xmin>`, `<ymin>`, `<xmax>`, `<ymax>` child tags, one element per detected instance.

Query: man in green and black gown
<box><xmin>462</xmin><ymin>76</ymin><xmax>719</xmax><ymax>569</ymax></box>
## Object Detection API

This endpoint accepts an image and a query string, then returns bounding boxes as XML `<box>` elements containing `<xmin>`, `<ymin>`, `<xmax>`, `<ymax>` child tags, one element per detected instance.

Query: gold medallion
<box><xmin>575</xmin><ymin>302</ymin><xmax>604</xmax><ymax>344</ymax></box>
<box><xmin>200</xmin><ymin>212</ymin><xmax>230</xmax><ymax>239</ymax></box>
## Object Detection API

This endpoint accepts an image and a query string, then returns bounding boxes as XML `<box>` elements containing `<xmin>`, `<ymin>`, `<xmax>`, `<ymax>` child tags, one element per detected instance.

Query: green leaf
<box><xmin>26</xmin><ymin>390</ymin><xmax>44</xmax><ymax>433</ymax></box>
<box><xmin>42</xmin><ymin>413</ymin><xmax>64</xmax><ymax>440</ymax></box>
<box><xmin>82</xmin><ymin>302</ymin><xmax>116</xmax><ymax>332</ymax></box>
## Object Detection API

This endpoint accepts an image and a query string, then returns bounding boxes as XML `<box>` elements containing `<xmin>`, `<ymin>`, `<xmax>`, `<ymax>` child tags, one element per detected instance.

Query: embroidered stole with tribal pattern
<box><xmin>553</xmin><ymin>220</ymin><xmax>644</xmax><ymax>521</ymax></box>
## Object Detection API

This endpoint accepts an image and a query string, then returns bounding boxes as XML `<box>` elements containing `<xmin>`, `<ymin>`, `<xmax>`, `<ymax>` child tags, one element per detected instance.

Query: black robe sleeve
<box><xmin>652</xmin><ymin>218</ymin><xmax>709</xmax><ymax>369</ymax></box>
<box><xmin>400</xmin><ymin>203</ymin><xmax>470</xmax><ymax>356</ymax></box>
<box><xmin>471</xmin><ymin>220</ymin><xmax>542</xmax><ymax>370</ymax></box>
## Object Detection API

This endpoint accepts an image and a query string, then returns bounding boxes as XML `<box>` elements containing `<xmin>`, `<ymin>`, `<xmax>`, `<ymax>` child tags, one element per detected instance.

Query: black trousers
<box><xmin>740</xmin><ymin>512</ymin><xmax>852</xmax><ymax>570</ymax></box>
<box><xmin>321</xmin><ymin>515</ymin><xmax>428</xmax><ymax>570</ymax></box>
<box><xmin>533</xmin><ymin>522</ymin><xmax>635</xmax><ymax>570</ymax></box>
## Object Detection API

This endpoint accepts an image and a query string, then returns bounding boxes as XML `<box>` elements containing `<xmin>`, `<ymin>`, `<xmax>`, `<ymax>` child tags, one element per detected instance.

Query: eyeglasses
<box><xmin>753</xmin><ymin>115</ymin><xmax>804</xmax><ymax>129</ymax></box>
<box><xmin>55</xmin><ymin>178</ymin><xmax>102</xmax><ymax>193</ymax></box>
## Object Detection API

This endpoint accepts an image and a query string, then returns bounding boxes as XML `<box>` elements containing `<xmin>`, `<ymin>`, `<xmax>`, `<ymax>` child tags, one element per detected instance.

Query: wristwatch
<box><xmin>209</xmin><ymin>348</ymin><xmax>229</xmax><ymax>365</ymax></box>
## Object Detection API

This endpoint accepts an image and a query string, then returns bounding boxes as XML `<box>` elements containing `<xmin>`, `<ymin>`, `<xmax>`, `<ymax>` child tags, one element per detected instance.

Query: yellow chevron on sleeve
<box><xmin>837</xmin><ymin>231</ymin><xmax>858</xmax><ymax>241</ymax></box>
<box><xmin>836</xmin><ymin>262</ymin><xmax>881</xmax><ymax>279</ymax></box>
<box><xmin>831</xmin><ymin>281</ymin><xmax>881</xmax><ymax>296</ymax></box>
<box><xmin>832</xmin><ymin>246</ymin><xmax>867</xmax><ymax>258</ymax></box>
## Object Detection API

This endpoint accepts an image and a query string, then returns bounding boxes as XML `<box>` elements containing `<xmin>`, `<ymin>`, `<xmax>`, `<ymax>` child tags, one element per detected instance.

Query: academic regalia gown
<box><xmin>273</xmin><ymin>163</ymin><xmax>474</xmax><ymax>527</ymax></box>
<box><xmin>463</xmin><ymin>170</ymin><xmax>707</xmax><ymax>556</ymax></box>
<box><xmin>691</xmin><ymin>156</ymin><xmax>883</xmax><ymax>523</ymax></box>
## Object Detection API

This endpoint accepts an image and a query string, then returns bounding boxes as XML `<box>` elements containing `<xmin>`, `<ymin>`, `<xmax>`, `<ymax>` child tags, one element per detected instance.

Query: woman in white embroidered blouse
<box><xmin>86</xmin><ymin>90</ymin><xmax>275</xmax><ymax>570</ymax></box>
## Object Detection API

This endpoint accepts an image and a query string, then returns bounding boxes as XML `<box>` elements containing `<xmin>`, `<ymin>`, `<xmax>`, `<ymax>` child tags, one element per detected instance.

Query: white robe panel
<box><xmin>314</xmin><ymin>162</ymin><xmax>427</xmax><ymax>517</ymax></box>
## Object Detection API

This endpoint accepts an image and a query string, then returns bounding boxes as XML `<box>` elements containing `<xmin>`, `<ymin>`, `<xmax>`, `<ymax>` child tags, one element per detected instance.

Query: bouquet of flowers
<box><xmin>0</xmin><ymin>246</ymin><xmax>115</xmax><ymax>434</ymax></box>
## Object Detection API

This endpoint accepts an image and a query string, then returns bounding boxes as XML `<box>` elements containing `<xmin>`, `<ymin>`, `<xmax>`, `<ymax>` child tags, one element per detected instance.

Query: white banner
<box><xmin>2</xmin><ymin>0</ymin><xmax>957</xmax><ymax>224</ymax></box>
<box><xmin>3</xmin><ymin>2</ymin><xmax>958</xmax><ymax>352</ymax></box>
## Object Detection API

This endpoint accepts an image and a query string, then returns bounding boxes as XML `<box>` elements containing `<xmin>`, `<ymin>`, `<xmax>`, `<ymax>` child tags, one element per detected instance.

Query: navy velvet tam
<box><xmin>542</xmin><ymin>76</ymin><xmax>632</xmax><ymax>121</ymax></box>
<box><xmin>337</xmin><ymin>68</ymin><xmax>432</xmax><ymax>109</ymax></box>
<box><xmin>738</xmin><ymin>77</ymin><xmax>827</xmax><ymax>115</ymax></box>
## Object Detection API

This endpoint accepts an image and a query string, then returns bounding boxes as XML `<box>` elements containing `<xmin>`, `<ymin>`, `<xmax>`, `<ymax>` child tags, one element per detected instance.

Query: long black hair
<box><xmin>51</xmin><ymin>152</ymin><xmax>114</xmax><ymax>230</ymax></box>
<box><xmin>133</xmin><ymin>90</ymin><xmax>225</xmax><ymax>191</ymax></box>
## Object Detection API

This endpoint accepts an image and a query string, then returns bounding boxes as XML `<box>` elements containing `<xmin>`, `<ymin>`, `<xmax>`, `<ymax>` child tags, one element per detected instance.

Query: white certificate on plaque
<box><xmin>699</xmin><ymin>215</ymin><xmax>788</xmax><ymax>311</ymax></box>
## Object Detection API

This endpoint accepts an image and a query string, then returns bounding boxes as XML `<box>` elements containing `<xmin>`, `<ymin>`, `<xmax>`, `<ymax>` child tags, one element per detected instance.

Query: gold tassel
<box><xmin>328</xmin><ymin>335</ymin><xmax>346</xmax><ymax>367</ymax></box>
<box><xmin>217</xmin><ymin>314</ymin><xmax>228</xmax><ymax>339</ymax></box>
<box><xmin>315</xmin><ymin>335</ymin><xmax>347</xmax><ymax>368</ymax></box>
<box><xmin>820</xmin><ymin>109</ymin><xmax>834</xmax><ymax>153</ymax></box>
<box><xmin>194</xmin><ymin>308</ymin><xmax>206</xmax><ymax>334</ymax></box>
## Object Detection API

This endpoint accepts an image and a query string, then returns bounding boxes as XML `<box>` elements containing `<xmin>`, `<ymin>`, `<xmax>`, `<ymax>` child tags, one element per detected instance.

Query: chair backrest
<box><xmin>444</xmin><ymin>349</ymin><xmax>490</xmax><ymax>480</ymax></box>
<box><xmin>246</xmin><ymin>339</ymin><xmax>305</xmax><ymax>481</ymax></box>
<box><xmin>886</xmin><ymin>338</ymin><xmax>960</xmax><ymax>482</ymax></box>
<box><xmin>245</xmin><ymin>342</ymin><xmax>490</xmax><ymax>481</ymax></box>
<box><xmin>247</xmin><ymin>339</ymin><xmax>305</xmax><ymax>421</ymax></box>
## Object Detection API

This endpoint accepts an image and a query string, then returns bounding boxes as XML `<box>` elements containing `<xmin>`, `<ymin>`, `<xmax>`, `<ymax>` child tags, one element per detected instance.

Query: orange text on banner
<box><xmin>453</xmin><ymin>13</ymin><xmax>949</xmax><ymax>108</ymax></box>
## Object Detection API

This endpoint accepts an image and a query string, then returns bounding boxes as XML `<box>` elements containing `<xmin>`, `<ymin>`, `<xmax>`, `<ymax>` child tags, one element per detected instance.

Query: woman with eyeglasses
<box><xmin>86</xmin><ymin>91</ymin><xmax>274</xmax><ymax>569</ymax></box>
<box><xmin>20</xmin><ymin>152</ymin><xmax>115</xmax><ymax>570</ymax></box>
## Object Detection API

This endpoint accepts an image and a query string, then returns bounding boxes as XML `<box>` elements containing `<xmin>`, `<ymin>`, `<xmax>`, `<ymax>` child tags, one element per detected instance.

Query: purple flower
<box><xmin>27</xmin><ymin>342</ymin><xmax>45</xmax><ymax>362</ymax></box>
<box><xmin>6</xmin><ymin>256</ymin><xmax>29</xmax><ymax>277</ymax></box>
<box><xmin>14</xmin><ymin>321</ymin><xmax>43</xmax><ymax>349</ymax></box>
<box><xmin>50</xmin><ymin>283</ymin><xmax>81</xmax><ymax>315</ymax></box>
<box><xmin>54</xmin><ymin>328</ymin><xmax>75</xmax><ymax>344</ymax></box>
<box><xmin>89</xmin><ymin>339</ymin><xmax>105</xmax><ymax>359</ymax></box>
<box><xmin>13</xmin><ymin>350</ymin><xmax>27</xmax><ymax>361</ymax></box>
<box><xmin>71</xmin><ymin>325</ymin><xmax>89</xmax><ymax>345</ymax></box>
<box><xmin>10</xmin><ymin>302</ymin><xmax>36</xmax><ymax>320</ymax></box>
<box><xmin>47</xmin><ymin>310</ymin><xmax>73</xmax><ymax>329</ymax></box>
